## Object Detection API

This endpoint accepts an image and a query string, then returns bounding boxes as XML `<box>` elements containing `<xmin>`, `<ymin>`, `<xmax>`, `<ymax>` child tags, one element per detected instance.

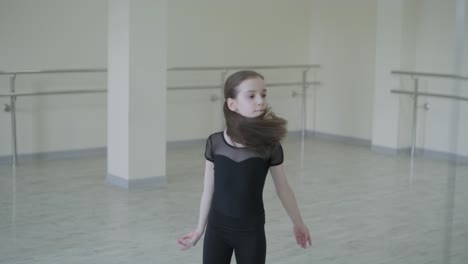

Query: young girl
<box><xmin>177</xmin><ymin>70</ymin><xmax>311</xmax><ymax>264</ymax></box>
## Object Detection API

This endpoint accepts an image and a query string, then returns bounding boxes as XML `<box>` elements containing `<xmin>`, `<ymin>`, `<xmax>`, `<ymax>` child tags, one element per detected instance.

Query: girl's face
<box><xmin>227</xmin><ymin>77</ymin><xmax>268</xmax><ymax>118</ymax></box>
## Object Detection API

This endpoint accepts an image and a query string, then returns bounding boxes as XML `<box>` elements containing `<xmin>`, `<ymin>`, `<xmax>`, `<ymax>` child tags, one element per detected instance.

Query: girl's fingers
<box><xmin>296</xmin><ymin>234</ymin><xmax>303</xmax><ymax>246</ymax></box>
<box><xmin>179</xmin><ymin>241</ymin><xmax>193</xmax><ymax>250</ymax></box>
<box><xmin>177</xmin><ymin>231</ymin><xmax>201</xmax><ymax>251</ymax></box>
<box><xmin>294</xmin><ymin>227</ymin><xmax>311</xmax><ymax>248</ymax></box>
<box><xmin>295</xmin><ymin>231</ymin><xmax>310</xmax><ymax>248</ymax></box>
<box><xmin>178</xmin><ymin>237</ymin><xmax>193</xmax><ymax>246</ymax></box>
<box><xmin>181</xmin><ymin>245</ymin><xmax>190</xmax><ymax>251</ymax></box>
<box><xmin>177</xmin><ymin>236</ymin><xmax>187</xmax><ymax>243</ymax></box>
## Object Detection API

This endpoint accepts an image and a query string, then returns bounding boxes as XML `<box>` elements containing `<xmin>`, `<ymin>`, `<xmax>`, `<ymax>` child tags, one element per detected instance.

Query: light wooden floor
<box><xmin>0</xmin><ymin>136</ymin><xmax>467</xmax><ymax>264</ymax></box>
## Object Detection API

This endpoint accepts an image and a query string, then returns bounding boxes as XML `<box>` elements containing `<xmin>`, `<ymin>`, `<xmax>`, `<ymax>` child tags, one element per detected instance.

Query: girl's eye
<box><xmin>262</xmin><ymin>94</ymin><xmax>267</xmax><ymax>98</ymax></box>
<box><xmin>249</xmin><ymin>95</ymin><xmax>255</xmax><ymax>99</ymax></box>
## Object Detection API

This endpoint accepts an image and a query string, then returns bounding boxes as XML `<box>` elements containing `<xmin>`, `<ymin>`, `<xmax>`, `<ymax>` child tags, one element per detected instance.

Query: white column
<box><xmin>371</xmin><ymin>0</ymin><xmax>408</xmax><ymax>153</ymax></box>
<box><xmin>107</xmin><ymin>0</ymin><xmax>167</xmax><ymax>188</ymax></box>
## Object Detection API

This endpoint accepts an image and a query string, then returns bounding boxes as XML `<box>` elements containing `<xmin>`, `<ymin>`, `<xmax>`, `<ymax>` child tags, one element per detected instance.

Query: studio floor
<box><xmin>1</xmin><ymin>136</ymin><xmax>467</xmax><ymax>264</ymax></box>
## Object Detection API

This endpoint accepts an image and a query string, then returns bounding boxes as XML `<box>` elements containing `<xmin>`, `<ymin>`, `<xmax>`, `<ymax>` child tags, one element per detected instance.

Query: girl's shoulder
<box><xmin>207</xmin><ymin>131</ymin><xmax>223</xmax><ymax>141</ymax></box>
<box><xmin>205</xmin><ymin>131</ymin><xmax>225</xmax><ymax>147</ymax></box>
<box><xmin>209</xmin><ymin>131</ymin><xmax>223</xmax><ymax>137</ymax></box>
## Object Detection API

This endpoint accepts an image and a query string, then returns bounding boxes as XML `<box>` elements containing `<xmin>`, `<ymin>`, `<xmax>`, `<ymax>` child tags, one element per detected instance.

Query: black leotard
<box><xmin>204</xmin><ymin>131</ymin><xmax>283</xmax><ymax>228</ymax></box>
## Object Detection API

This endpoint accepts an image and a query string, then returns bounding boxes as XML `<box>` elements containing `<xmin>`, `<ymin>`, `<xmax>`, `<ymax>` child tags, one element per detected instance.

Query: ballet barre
<box><xmin>168</xmin><ymin>64</ymin><xmax>322</xmax><ymax>146</ymax></box>
<box><xmin>0</xmin><ymin>68</ymin><xmax>107</xmax><ymax>167</ymax></box>
<box><xmin>168</xmin><ymin>64</ymin><xmax>320</xmax><ymax>71</ymax></box>
<box><xmin>167</xmin><ymin>81</ymin><xmax>321</xmax><ymax>90</ymax></box>
<box><xmin>391</xmin><ymin>70</ymin><xmax>468</xmax><ymax>161</ymax></box>
<box><xmin>1</xmin><ymin>65</ymin><xmax>321</xmax><ymax>167</ymax></box>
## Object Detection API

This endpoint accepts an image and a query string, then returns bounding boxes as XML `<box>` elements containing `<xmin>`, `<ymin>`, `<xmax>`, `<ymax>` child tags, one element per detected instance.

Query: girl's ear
<box><xmin>227</xmin><ymin>98</ymin><xmax>237</xmax><ymax>112</ymax></box>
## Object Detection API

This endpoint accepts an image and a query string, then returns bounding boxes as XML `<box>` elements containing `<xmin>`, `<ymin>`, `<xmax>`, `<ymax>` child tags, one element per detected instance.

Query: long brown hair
<box><xmin>223</xmin><ymin>70</ymin><xmax>287</xmax><ymax>155</ymax></box>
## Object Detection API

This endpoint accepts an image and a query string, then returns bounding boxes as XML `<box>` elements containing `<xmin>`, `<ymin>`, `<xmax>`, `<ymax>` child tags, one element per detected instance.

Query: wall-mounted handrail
<box><xmin>168</xmin><ymin>64</ymin><xmax>322</xmax><ymax>147</ymax></box>
<box><xmin>167</xmin><ymin>81</ymin><xmax>321</xmax><ymax>91</ymax></box>
<box><xmin>0</xmin><ymin>68</ymin><xmax>107</xmax><ymax>75</ymax></box>
<box><xmin>1</xmin><ymin>65</ymin><xmax>321</xmax><ymax>167</ymax></box>
<box><xmin>391</xmin><ymin>70</ymin><xmax>468</xmax><ymax>161</ymax></box>
<box><xmin>168</xmin><ymin>64</ymin><xmax>320</xmax><ymax>71</ymax></box>
<box><xmin>0</xmin><ymin>68</ymin><xmax>107</xmax><ymax>167</ymax></box>
<box><xmin>392</xmin><ymin>70</ymin><xmax>468</xmax><ymax>81</ymax></box>
<box><xmin>0</xmin><ymin>89</ymin><xmax>107</xmax><ymax>98</ymax></box>
<box><xmin>391</xmin><ymin>90</ymin><xmax>468</xmax><ymax>101</ymax></box>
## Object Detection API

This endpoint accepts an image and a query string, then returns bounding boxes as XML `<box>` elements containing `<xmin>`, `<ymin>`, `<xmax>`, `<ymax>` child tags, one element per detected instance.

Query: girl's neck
<box><xmin>223</xmin><ymin>130</ymin><xmax>245</xmax><ymax>148</ymax></box>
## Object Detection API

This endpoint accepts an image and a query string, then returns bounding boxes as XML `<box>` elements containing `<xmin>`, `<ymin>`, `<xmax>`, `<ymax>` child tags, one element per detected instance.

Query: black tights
<box><xmin>203</xmin><ymin>224</ymin><xmax>266</xmax><ymax>264</ymax></box>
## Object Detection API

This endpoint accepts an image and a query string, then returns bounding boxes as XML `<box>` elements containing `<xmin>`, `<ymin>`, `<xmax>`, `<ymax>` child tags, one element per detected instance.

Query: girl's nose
<box><xmin>257</xmin><ymin>96</ymin><xmax>265</xmax><ymax>105</ymax></box>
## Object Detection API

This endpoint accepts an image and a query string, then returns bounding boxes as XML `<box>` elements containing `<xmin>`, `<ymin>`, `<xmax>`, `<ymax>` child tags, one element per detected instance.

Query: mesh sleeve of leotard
<box><xmin>269</xmin><ymin>142</ymin><xmax>284</xmax><ymax>166</ymax></box>
<box><xmin>205</xmin><ymin>135</ymin><xmax>214</xmax><ymax>162</ymax></box>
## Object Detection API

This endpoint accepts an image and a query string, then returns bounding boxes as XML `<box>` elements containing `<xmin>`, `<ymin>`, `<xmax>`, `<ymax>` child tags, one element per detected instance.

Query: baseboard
<box><xmin>106</xmin><ymin>173</ymin><xmax>166</xmax><ymax>189</ymax></box>
<box><xmin>421</xmin><ymin>148</ymin><xmax>468</xmax><ymax>164</ymax></box>
<box><xmin>0</xmin><ymin>147</ymin><xmax>107</xmax><ymax>165</ymax></box>
<box><xmin>371</xmin><ymin>145</ymin><xmax>412</xmax><ymax>155</ymax></box>
<box><xmin>165</xmin><ymin>130</ymin><xmax>319</xmax><ymax>145</ymax></box>
<box><xmin>166</xmin><ymin>138</ymin><xmax>205</xmax><ymax>148</ymax></box>
<box><xmin>370</xmin><ymin>145</ymin><xmax>468</xmax><ymax>163</ymax></box>
<box><xmin>307</xmin><ymin>130</ymin><xmax>371</xmax><ymax>146</ymax></box>
<box><xmin>1</xmin><ymin>133</ymin><xmax>466</xmax><ymax>166</ymax></box>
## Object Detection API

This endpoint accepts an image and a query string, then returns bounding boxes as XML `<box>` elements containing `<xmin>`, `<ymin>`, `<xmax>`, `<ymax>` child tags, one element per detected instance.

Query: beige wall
<box><xmin>0</xmin><ymin>0</ymin><xmax>466</xmax><ymax>158</ymax></box>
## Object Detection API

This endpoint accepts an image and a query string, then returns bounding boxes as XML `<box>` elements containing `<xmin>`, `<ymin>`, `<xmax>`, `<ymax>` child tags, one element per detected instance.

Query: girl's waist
<box><xmin>208</xmin><ymin>208</ymin><xmax>265</xmax><ymax>231</ymax></box>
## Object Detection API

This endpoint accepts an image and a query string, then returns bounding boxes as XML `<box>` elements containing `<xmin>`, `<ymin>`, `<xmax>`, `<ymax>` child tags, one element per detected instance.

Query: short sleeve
<box><xmin>205</xmin><ymin>135</ymin><xmax>214</xmax><ymax>162</ymax></box>
<box><xmin>269</xmin><ymin>142</ymin><xmax>284</xmax><ymax>166</ymax></box>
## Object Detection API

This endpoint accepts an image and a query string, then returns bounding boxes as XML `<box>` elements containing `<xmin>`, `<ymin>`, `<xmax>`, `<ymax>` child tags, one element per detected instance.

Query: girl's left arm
<box><xmin>270</xmin><ymin>164</ymin><xmax>312</xmax><ymax>248</ymax></box>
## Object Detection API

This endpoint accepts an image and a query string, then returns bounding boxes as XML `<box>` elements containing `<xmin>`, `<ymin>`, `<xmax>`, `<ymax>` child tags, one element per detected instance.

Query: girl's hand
<box><xmin>177</xmin><ymin>230</ymin><xmax>202</xmax><ymax>251</ymax></box>
<box><xmin>293</xmin><ymin>223</ymin><xmax>312</xmax><ymax>249</ymax></box>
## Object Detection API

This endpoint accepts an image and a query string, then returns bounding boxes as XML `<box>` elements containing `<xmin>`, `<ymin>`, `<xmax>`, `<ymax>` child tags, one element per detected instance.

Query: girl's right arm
<box><xmin>177</xmin><ymin>160</ymin><xmax>214</xmax><ymax>250</ymax></box>
<box><xmin>195</xmin><ymin>160</ymin><xmax>215</xmax><ymax>234</ymax></box>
